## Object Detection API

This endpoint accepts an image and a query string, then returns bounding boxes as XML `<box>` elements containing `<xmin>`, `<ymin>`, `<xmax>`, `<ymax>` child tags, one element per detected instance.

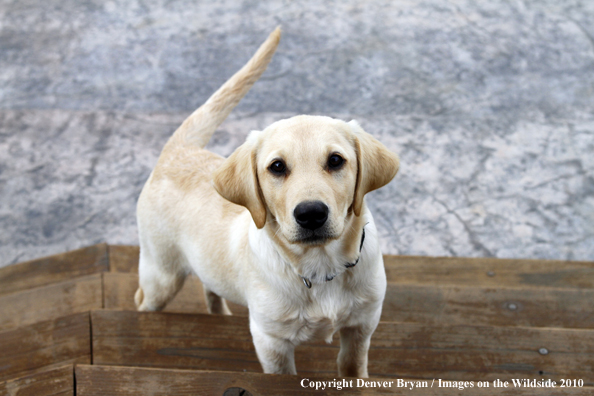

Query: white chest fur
<box><xmin>246</xmin><ymin>221</ymin><xmax>386</xmax><ymax>345</ymax></box>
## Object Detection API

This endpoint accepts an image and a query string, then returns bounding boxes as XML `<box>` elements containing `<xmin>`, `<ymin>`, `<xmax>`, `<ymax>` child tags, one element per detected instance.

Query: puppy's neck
<box><xmin>255</xmin><ymin>209</ymin><xmax>367</xmax><ymax>286</ymax></box>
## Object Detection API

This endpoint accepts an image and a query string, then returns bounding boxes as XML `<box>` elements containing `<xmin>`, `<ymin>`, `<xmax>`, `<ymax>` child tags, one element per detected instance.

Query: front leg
<box><xmin>337</xmin><ymin>324</ymin><xmax>374</xmax><ymax>378</ymax></box>
<box><xmin>338</xmin><ymin>256</ymin><xmax>385</xmax><ymax>378</ymax></box>
<box><xmin>250</xmin><ymin>318</ymin><xmax>297</xmax><ymax>375</ymax></box>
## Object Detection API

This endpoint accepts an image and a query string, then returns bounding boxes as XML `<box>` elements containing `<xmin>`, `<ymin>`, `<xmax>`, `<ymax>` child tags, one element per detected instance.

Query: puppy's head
<box><xmin>212</xmin><ymin>115</ymin><xmax>399</xmax><ymax>246</ymax></box>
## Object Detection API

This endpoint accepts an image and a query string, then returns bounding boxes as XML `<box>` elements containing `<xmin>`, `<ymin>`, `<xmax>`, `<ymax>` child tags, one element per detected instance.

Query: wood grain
<box><xmin>369</xmin><ymin>321</ymin><xmax>594</xmax><ymax>384</ymax></box>
<box><xmin>0</xmin><ymin>244</ymin><xmax>108</xmax><ymax>295</ymax></box>
<box><xmin>91</xmin><ymin>310</ymin><xmax>594</xmax><ymax>385</ymax></box>
<box><xmin>102</xmin><ymin>273</ymin><xmax>592</xmax><ymax>329</ymax></box>
<box><xmin>0</xmin><ymin>274</ymin><xmax>103</xmax><ymax>332</ymax></box>
<box><xmin>0</xmin><ymin>365</ymin><xmax>73</xmax><ymax>396</ymax></box>
<box><xmin>75</xmin><ymin>365</ymin><xmax>384</xmax><ymax>396</ymax></box>
<box><xmin>75</xmin><ymin>365</ymin><xmax>592</xmax><ymax>396</ymax></box>
<box><xmin>384</xmin><ymin>255</ymin><xmax>594</xmax><ymax>289</ymax></box>
<box><xmin>383</xmin><ymin>284</ymin><xmax>594</xmax><ymax>328</ymax></box>
<box><xmin>0</xmin><ymin>313</ymin><xmax>90</xmax><ymax>382</ymax></box>
<box><xmin>91</xmin><ymin>310</ymin><xmax>258</xmax><ymax>373</ymax></box>
<box><xmin>108</xmin><ymin>245</ymin><xmax>139</xmax><ymax>273</ymax></box>
<box><xmin>103</xmin><ymin>271</ymin><xmax>245</xmax><ymax>316</ymax></box>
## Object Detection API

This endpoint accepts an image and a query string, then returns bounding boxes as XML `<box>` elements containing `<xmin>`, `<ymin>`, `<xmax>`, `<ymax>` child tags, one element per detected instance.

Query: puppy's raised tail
<box><xmin>171</xmin><ymin>27</ymin><xmax>281</xmax><ymax>148</ymax></box>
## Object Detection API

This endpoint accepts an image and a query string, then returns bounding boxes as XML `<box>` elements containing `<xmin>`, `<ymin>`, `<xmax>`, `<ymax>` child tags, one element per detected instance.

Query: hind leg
<box><xmin>135</xmin><ymin>246</ymin><xmax>187</xmax><ymax>312</ymax></box>
<box><xmin>203</xmin><ymin>286</ymin><xmax>232</xmax><ymax>315</ymax></box>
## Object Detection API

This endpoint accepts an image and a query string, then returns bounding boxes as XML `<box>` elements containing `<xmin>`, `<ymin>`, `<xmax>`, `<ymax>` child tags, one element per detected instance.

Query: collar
<box><xmin>301</xmin><ymin>227</ymin><xmax>366</xmax><ymax>289</ymax></box>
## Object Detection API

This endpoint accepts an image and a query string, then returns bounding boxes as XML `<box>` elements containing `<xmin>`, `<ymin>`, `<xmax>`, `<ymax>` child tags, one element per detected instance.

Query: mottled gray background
<box><xmin>1</xmin><ymin>0</ymin><xmax>593</xmax><ymax>266</ymax></box>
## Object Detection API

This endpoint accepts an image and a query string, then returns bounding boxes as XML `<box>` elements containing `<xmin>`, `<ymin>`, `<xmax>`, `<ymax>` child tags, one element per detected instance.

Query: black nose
<box><xmin>294</xmin><ymin>201</ymin><xmax>329</xmax><ymax>230</ymax></box>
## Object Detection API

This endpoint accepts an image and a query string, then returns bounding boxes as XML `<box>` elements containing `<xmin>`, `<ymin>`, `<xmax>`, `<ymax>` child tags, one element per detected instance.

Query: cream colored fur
<box><xmin>135</xmin><ymin>27</ymin><xmax>399</xmax><ymax>377</ymax></box>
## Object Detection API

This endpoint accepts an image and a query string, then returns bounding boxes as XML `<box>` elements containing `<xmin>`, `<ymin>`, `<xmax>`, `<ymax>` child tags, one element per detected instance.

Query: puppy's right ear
<box><xmin>212</xmin><ymin>137</ymin><xmax>267</xmax><ymax>229</ymax></box>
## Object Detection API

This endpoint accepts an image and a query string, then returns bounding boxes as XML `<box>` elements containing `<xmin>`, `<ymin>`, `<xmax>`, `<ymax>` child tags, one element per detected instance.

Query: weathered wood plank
<box><xmin>103</xmin><ymin>272</ymin><xmax>244</xmax><ymax>316</ymax></box>
<box><xmin>103</xmin><ymin>272</ymin><xmax>207</xmax><ymax>314</ymax></box>
<box><xmin>102</xmin><ymin>273</ymin><xmax>592</xmax><ymax>329</ymax></box>
<box><xmin>0</xmin><ymin>313</ymin><xmax>90</xmax><ymax>382</ymax></box>
<box><xmin>92</xmin><ymin>310</ymin><xmax>257</xmax><ymax>373</ymax></box>
<box><xmin>0</xmin><ymin>365</ymin><xmax>73</xmax><ymax>396</ymax></box>
<box><xmin>75</xmin><ymin>365</ymin><xmax>384</xmax><ymax>396</ymax></box>
<box><xmin>108</xmin><ymin>245</ymin><xmax>139</xmax><ymax>273</ymax></box>
<box><xmin>368</xmin><ymin>322</ymin><xmax>594</xmax><ymax>384</ymax></box>
<box><xmin>384</xmin><ymin>255</ymin><xmax>594</xmax><ymax>289</ymax></box>
<box><xmin>108</xmin><ymin>245</ymin><xmax>594</xmax><ymax>288</ymax></box>
<box><xmin>0</xmin><ymin>244</ymin><xmax>108</xmax><ymax>295</ymax></box>
<box><xmin>75</xmin><ymin>365</ymin><xmax>592</xmax><ymax>396</ymax></box>
<box><xmin>91</xmin><ymin>310</ymin><xmax>594</xmax><ymax>385</ymax></box>
<box><xmin>0</xmin><ymin>274</ymin><xmax>103</xmax><ymax>332</ymax></box>
<box><xmin>383</xmin><ymin>284</ymin><xmax>594</xmax><ymax>328</ymax></box>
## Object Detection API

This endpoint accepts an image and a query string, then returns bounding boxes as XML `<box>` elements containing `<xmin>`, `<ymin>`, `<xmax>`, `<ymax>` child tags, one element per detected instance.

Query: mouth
<box><xmin>293</xmin><ymin>228</ymin><xmax>335</xmax><ymax>245</ymax></box>
<box><xmin>298</xmin><ymin>235</ymin><xmax>329</xmax><ymax>245</ymax></box>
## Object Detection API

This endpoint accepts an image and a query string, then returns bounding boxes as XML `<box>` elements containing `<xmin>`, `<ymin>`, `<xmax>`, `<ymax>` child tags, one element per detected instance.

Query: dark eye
<box><xmin>269</xmin><ymin>160</ymin><xmax>287</xmax><ymax>175</ymax></box>
<box><xmin>327</xmin><ymin>154</ymin><xmax>344</xmax><ymax>170</ymax></box>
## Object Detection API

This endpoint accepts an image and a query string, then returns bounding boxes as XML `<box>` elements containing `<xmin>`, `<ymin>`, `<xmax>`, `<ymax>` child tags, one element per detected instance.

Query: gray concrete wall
<box><xmin>1</xmin><ymin>0</ymin><xmax>593</xmax><ymax>266</ymax></box>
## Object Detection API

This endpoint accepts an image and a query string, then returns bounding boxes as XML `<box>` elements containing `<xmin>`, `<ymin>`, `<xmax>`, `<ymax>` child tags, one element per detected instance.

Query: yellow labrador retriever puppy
<box><xmin>135</xmin><ymin>27</ymin><xmax>399</xmax><ymax>377</ymax></box>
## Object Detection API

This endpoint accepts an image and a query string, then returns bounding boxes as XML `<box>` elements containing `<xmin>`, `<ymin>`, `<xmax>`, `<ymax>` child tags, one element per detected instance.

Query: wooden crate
<box><xmin>1</xmin><ymin>244</ymin><xmax>592</xmax><ymax>395</ymax></box>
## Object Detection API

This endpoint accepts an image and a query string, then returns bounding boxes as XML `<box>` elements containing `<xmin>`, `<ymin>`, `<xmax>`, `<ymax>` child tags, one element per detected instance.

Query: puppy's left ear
<box><xmin>212</xmin><ymin>137</ymin><xmax>267</xmax><ymax>229</ymax></box>
<box><xmin>349</xmin><ymin>120</ymin><xmax>400</xmax><ymax>217</ymax></box>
